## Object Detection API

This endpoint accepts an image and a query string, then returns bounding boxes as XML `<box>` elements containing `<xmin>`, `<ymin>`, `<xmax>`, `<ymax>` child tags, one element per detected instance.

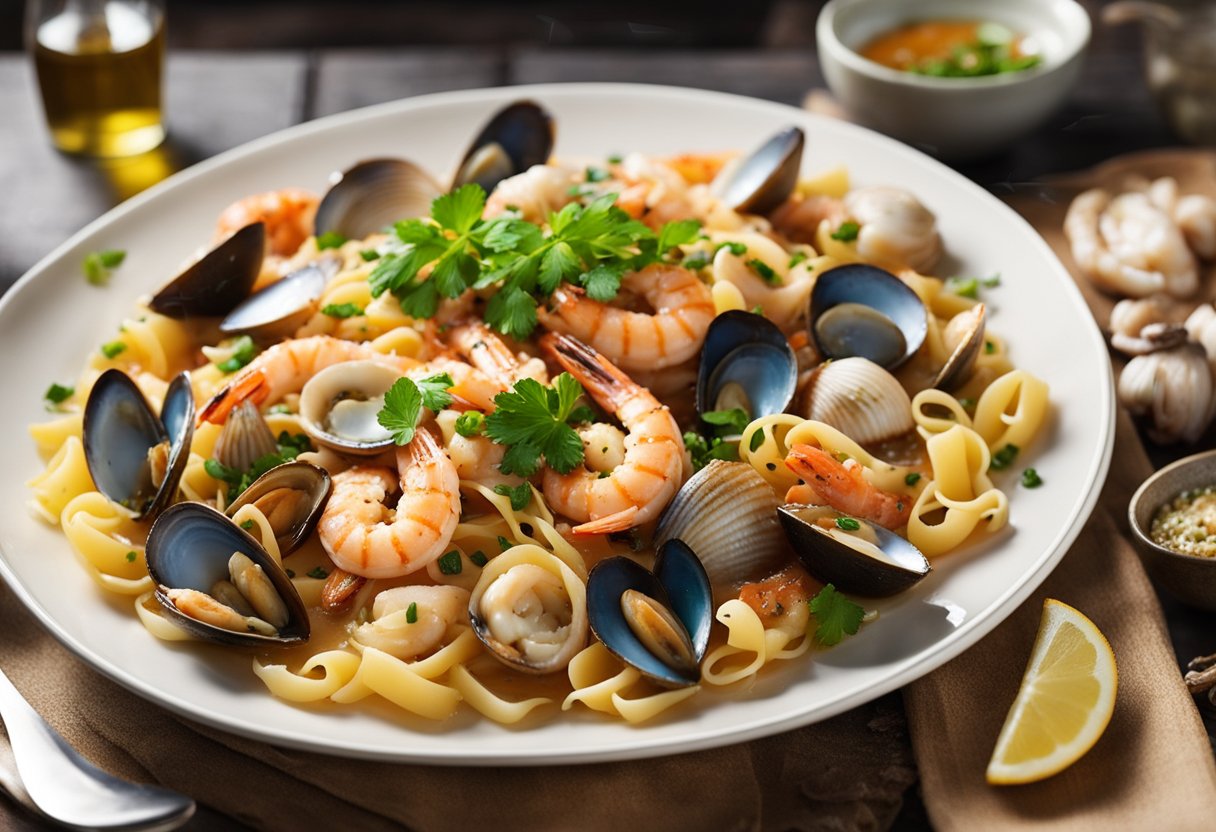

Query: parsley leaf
<box><xmin>493</xmin><ymin>483</ymin><xmax>533</xmax><ymax>511</ymax></box>
<box><xmin>415</xmin><ymin>372</ymin><xmax>454</xmax><ymax>413</ymax></box>
<box><xmin>316</xmin><ymin>231</ymin><xmax>347</xmax><ymax>250</ymax></box>
<box><xmin>100</xmin><ymin>340</ymin><xmax>127</xmax><ymax>359</ymax></box>
<box><xmin>485</xmin><ymin>374</ymin><xmax>586</xmax><ymax>476</ymax></box>
<box><xmin>455</xmin><ymin>410</ymin><xmax>485</xmax><ymax>437</ymax></box>
<box><xmin>684</xmin><ymin>430</ymin><xmax>739</xmax><ymax>472</ymax></box>
<box><xmin>322</xmin><ymin>302</ymin><xmax>364</xmax><ymax>318</ymax></box>
<box><xmin>830</xmin><ymin>221</ymin><xmax>860</xmax><ymax>242</ymax></box>
<box><xmin>83</xmin><ymin>249</ymin><xmax>126</xmax><ymax>286</ymax></box>
<box><xmin>205</xmin><ymin>433</ymin><xmax>313</xmax><ymax>502</ymax></box>
<box><xmin>1021</xmin><ymin>467</ymin><xmax>1043</xmax><ymax>488</ymax></box>
<box><xmin>45</xmin><ymin>383</ymin><xmax>74</xmax><ymax>405</ymax></box>
<box><xmin>701</xmin><ymin>408</ymin><xmax>750</xmax><ymax>435</ymax></box>
<box><xmin>809</xmin><ymin>584</ymin><xmax>865</xmax><ymax>646</ymax></box>
<box><xmin>655</xmin><ymin>219</ymin><xmax>701</xmax><ymax>255</ymax></box>
<box><xmin>377</xmin><ymin>378</ymin><xmax>423</xmax><ymax>446</ymax></box>
<box><xmin>990</xmin><ymin>444</ymin><xmax>1019</xmax><ymax>470</ymax></box>
<box><xmin>216</xmin><ymin>335</ymin><xmax>257</xmax><ymax>374</ymax></box>
<box><xmin>747</xmin><ymin>258</ymin><xmax>780</xmax><ymax>285</ymax></box>
<box><xmin>944</xmin><ymin>276</ymin><xmax>979</xmax><ymax>299</ymax></box>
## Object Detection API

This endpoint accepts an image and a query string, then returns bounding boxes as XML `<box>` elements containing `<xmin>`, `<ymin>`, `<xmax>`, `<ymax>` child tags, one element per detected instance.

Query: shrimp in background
<box><xmin>214</xmin><ymin>188</ymin><xmax>320</xmax><ymax>259</ymax></box>
<box><xmin>784</xmin><ymin>444</ymin><xmax>911</xmax><ymax>530</ymax></box>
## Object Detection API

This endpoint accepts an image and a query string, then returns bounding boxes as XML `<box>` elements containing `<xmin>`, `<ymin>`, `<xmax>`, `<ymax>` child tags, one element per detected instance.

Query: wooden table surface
<box><xmin>2</xmin><ymin>11</ymin><xmax>1215</xmax><ymax>828</ymax></box>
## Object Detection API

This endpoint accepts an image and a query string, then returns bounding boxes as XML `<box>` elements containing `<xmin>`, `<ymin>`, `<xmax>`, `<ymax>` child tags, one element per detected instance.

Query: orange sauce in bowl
<box><xmin>860</xmin><ymin>20</ymin><xmax>1033</xmax><ymax>74</ymax></box>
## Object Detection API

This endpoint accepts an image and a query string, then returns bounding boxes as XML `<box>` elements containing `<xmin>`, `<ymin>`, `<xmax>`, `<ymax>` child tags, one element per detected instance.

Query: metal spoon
<box><xmin>0</xmin><ymin>667</ymin><xmax>194</xmax><ymax>831</ymax></box>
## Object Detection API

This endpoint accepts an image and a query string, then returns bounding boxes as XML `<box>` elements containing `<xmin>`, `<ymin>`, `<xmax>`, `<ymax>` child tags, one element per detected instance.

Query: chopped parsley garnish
<box><xmin>44</xmin><ymin>383</ymin><xmax>74</xmax><ymax>405</ymax></box>
<box><xmin>682</xmin><ymin>252</ymin><xmax>710</xmax><ymax>271</ymax></box>
<box><xmin>684</xmin><ymin>430</ymin><xmax>739</xmax><ymax>472</ymax></box>
<box><xmin>957</xmin><ymin>398</ymin><xmax>976</xmax><ymax>410</ymax></box>
<box><xmin>701</xmin><ymin>408</ymin><xmax>751</xmax><ymax>435</ymax></box>
<box><xmin>437</xmin><ymin>550</ymin><xmax>462</xmax><ymax>575</ymax></box>
<box><xmin>749</xmin><ymin>430</ymin><xmax>766</xmax><ymax>452</ymax></box>
<box><xmin>484</xmin><ymin>373</ymin><xmax>585</xmax><ymax>477</ymax></box>
<box><xmin>368</xmin><ymin>184</ymin><xmax>697</xmax><ymax>339</ymax></box>
<box><xmin>982</xmin><ymin>273</ymin><xmax>1001</xmax><ymax>288</ymax></box>
<box><xmin>321</xmin><ymin>303</ymin><xmax>364</xmax><ymax>318</ymax></box>
<box><xmin>359</xmin><ymin>249</ymin><xmax>381</xmax><ymax>262</ymax></box>
<box><xmin>307</xmin><ymin>566</ymin><xmax>328</xmax><ymax>580</ymax></box>
<box><xmin>990</xmin><ymin>444</ymin><xmax>1019</xmax><ymax>470</ymax></box>
<box><xmin>83</xmin><ymin>249</ymin><xmax>126</xmax><ymax>286</ymax></box>
<box><xmin>984</xmin><ymin>340</ymin><xmax>996</xmax><ymax>355</ymax></box>
<box><xmin>316</xmin><ymin>231</ymin><xmax>348</xmax><ymax>250</ymax></box>
<box><xmin>1021</xmin><ymin>468</ymin><xmax>1043</xmax><ymax>488</ymax></box>
<box><xmin>470</xmin><ymin>550</ymin><xmax>488</xmax><ymax>567</ymax></box>
<box><xmin>405</xmin><ymin>601</ymin><xmax>418</xmax><ymax>624</ymax></box>
<box><xmin>497</xmin><ymin>535</ymin><xmax>513</xmax><ymax>551</ymax></box>
<box><xmin>216</xmin><ymin>335</ymin><xmax>256</xmax><ymax>373</ymax></box>
<box><xmin>240</xmin><ymin>519</ymin><xmax>255</xmax><ymax>530</ymax></box>
<box><xmin>747</xmin><ymin>258</ymin><xmax>779</xmax><ymax>285</ymax></box>
<box><xmin>493</xmin><ymin>483</ymin><xmax>532</xmax><ymax>511</ymax></box>
<box><xmin>905</xmin><ymin>472</ymin><xmax>922</xmax><ymax>486</ymax></box>
<box><xmin>808</xmin><ymin>584</ymin><xmax>865</xmax><ymax>647</ymax></box>
<box><xmin>607</xmin><ymin>154</ymin><xmax>623</xmax><ymax>165</ymax></box>
<box><xmin>788</xmin><ymin>251</ymin><xmax>808</xmax><ymax>269</ymax></box>
<box><xmin>204</xmin><ymin>432</ymin><xmax>313</xmax><ymax>501</ymax></box>
<box><xmin>830</xmin><ymin>221</ymin><xmax>860</xmax><ymax>242</ymax></box>
<box><xmin>585</xmin><ymin>166</ymin><xmax>610</xmax><ymax>183</ymax></box>
<box><xmin>376</xmin><ymin>373</ymin><xmax>454</xmax><ymax>446</ymax></box>
<box><xmin>125</xmin><ymin>550</ymin><xmax>137</xmax><ymax>563</ymax></box>
<box><xmin>751</xmin><ymin>305</ymin><xmax>765</xmax><ymax>316</ymax></box>
<box><xmin>835</xmin><ymin>517</ymin><xmax>861</xmax><ymax>531</ymax></box>
<box><xmin>908</xmin><ymin>27</ymin><xmax>1041</xmax><ymax>78</ymax></box>
<box><xmin>566</xmin><ymin>404</ymin><xmax>597</xmax><ymax>426</ymax></box>
<box><xmin>100</xmin><ymin>341</ymin><xmax>127</xmax><ymax>359</ymax></box>
<box><xmin>268</xmin><ymin>403</ymin><xmax>293</xmax><ymax>415</ymax></box>
<box><xmin>454</xmin><ymin>410</ymin><xmax>485</xmax><ymax>437</ymax></box>
<box><xmin>944</xmin><ymin>276</ymin><xmax>979</xmax><ymax>299</ymax></box>
<box><xmin>715</xmin><ymin>241</ymin><xmax>748</xmax><ymax>257</ymax></box>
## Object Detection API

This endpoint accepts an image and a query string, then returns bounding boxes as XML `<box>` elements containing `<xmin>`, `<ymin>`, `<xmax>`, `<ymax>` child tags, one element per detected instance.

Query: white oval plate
<box><xmin>0</xmin><ymin>84</ymin><xmax>1113</xmax><ymax>765</ymax></box>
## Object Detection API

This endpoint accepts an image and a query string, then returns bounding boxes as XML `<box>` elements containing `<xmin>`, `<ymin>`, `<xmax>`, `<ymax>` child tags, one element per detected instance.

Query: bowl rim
<box><xmin>816</xmin><ymin>0</ymin><xmax>1092</xmax><ymax>90</ymax></box>
<box><xmin>1127</xmin><ymin>447</ymin><xmax>1216</xmax><ymax>566</ymax></box>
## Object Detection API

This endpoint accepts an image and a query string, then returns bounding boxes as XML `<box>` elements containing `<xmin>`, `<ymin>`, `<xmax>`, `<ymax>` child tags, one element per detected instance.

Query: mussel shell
<box><xmin>586</xmin><ymin>540</ymin><xmax>712</xmax><ymax>688</ymax></box>
<box><xmin>298</xmin><ymin>360</ymin><xmax>401</xmax><ymax>455</ymax></box>
<box><xmin>713</xmin><ymin>126</ymin><xmax>804</xmax><ymax>215</ymax></box>
<box><xmin>225</xmin><ymin>461</ymin><xmax>332</xmax><ymax>556</ymax></box>
<box><xmin>314</xmin><ymin>159</ymin><xmax>444</xmax><ymax>240</ymax></box>
<box><xmin>777</xmin><ymin>504</ymin><xmax>930</xmax><ymax>597</ymax></box>
<box><xmin>219</xmin><ymin>260</ymin><xmax>336</xmax><ymax>337</ymax></box>
<box><xmin>653</xmin><ymin>460</ymin><xmax>788</xmax><ymax>597</ymax></box>
<box><xmin>452</xmin><ymin>101</ymin><xmax>555</xmax><ymax>192</ymax></box>
<box><xmin>695</xmin><ymin>310</ymin><xmax>797</xmax><ymax>422</ymax></box>
<box><xmin>146</xmin><ymin>502</ymin><xmax>309</xmax><ymax>646</ymax></box>
<box><xmin>83</xmin><ymin>369</ymin><xmax>184</xmax><ymax>520</ymax></box>
<box><xmin>153</xmin><ymin>371</ymin><xmax>195</xmax><ymax>519</ymax></box>
<box><xmin>932</xmin><ymin>303</ymin><xmax>987</xmax><ymax>392</ymax></box>
<box><xmin>149</xmin><ymin>222</ymin><xmax>264</xmax><ymax>319</ymax></box>
<box><xmin>809</xmin><ymin>264</ymin><xmax>928</xmax><ymax>370</ymax></box>
<box><xmin>802</xmin><ymin>357</ymin><xmax>915</xmax><ymax>446</ymax></box>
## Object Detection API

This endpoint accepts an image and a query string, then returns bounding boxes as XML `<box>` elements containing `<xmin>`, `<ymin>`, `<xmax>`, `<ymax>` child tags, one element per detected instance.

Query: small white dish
<box><xmin>817</xmin><ymin>0</ymin><xmax>1091</xmax><ymax>160</ymax></box>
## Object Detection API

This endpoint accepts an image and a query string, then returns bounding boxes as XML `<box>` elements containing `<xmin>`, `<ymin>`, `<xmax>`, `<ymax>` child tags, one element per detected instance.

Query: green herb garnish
<box><xmin>747</xmin><ymin>258</ymin><xmax>780</xmax><ymax>285</ymax></box>
<box><xmin>125</xmin><ymin>550</ymin><xmax>137</xmax><ymax>563</ymax></box>
<box><xmin>991</xmin><ymin>444</ymin><xmax>1020</xmax><ymax>470</ymax></box>
<box><xmin>1021</xmin><ymin>468</ymin><xmax>1043</xmax><ymax>488</ymax></box>
<box><xmin>835</xmin><ymin>517</ymin><xmax>861</xmax><ymax>531</ymax></box>
<box><xmin>44</xmin><ymin>383</ymin><xmax>74</xmax><ymax>405</ymax></box>
<box><xmin>715</xmin><ymin>241</ymin><xmax>748</xmax><ymax>257</ymax></box>
<box><xmin>585</xmin><ymin>166</ymin><xmax>610</xmax><ymax>183</ymax></box>
<box><xmin>454</xmin><ymin>410</ymin><xmax>485</xmax><ymax>437</ymax></box>
<box><xmin>216</xmin><ymin>336</ymin><xmax>256</xmax><ymax>373</ymax></box>
<box><xmin>905</xmin><ymin>472</ymin><xmax>922</xmax><ymax>486</ymax></box>
<box><xmin>484</xmin><ymin>374</ymin><xmax>585</xmax><ymax>477</ymax></box>
<box><xmin>376</xmin><ymin>373</ymin><xmax>454</xmax><ymax>446</ymax></box>
<box><xmin>682</xmin><ymin>253</ymin><xmax>710</xmax><ymax>271</ymax></box>
<box><xmin>808</xmin><ymin>584</ymin><xmax>865</xmax><ymax>647</ymax></box>
<box><xmin>405</xmin><ymin>601</ymin><xmax>418</xmax><ymax>624</ymax></box>
<box><xmin>701</xmin><ymin>408</ymin><xmax>751</xmax><ymax>436</ymax></box>
<box><xmin>83</xmin><ymin>249</ymin><xmax>126</xmax><ymax>286</ymax></box>
<box><xmin>307</xmin><ymin>566</ymin><xmax>328</xmax><ymax>580</ymax></box>
<box><xmin>100</xmin><ymin>341</ymin><xmax>127</xmax><ymax>359</ymax></box>
<box><xmin>240</xmin><ymin>519</ymin><xmax>255</xmax><ymax>530</ymax></box>
<box><xmin>493</xmin><ymin>483</ymin><xmax>532</xmax><ymax>511</ymax></box>
<box><xmin>788</xmin><ymin>251</ymin><xmax>808</xmax><ymax>269</ymax></box>
<box><xmin>321</xmin><ymin>303</ymin><xmax>364</xmax><ymax>319</ymax></box>
<box><xmin>470</xmin><ymin>550</ymin><xmax>488</xmax><ymax>567</ymax></box>
<box><xmin>316</xmin><ymin>231</ymin><xmax>347</xmax><ymax>250</ymax></box>
<box><xmin>830</xmin><ymin>221</ymin><xmax>860</xmax><ymax>242</ymax></box>
<box><xmin>437</xmin><ymin>550</ymin><xmax>462</xmax><ymax>575</ymax></box>
<box><xmin>944</xmin><ymin>276</ymin><xmax>979</xmax><ymax>299</ymax></box>
<box><xmin>497</xmin><ymin>535</ymin><xmax>513</xmax><ymax>551</ymax></box>
<box><xmin>359</xmin><ymin>249</ymin><xmax>381</xmax><ymax>262</ymax></box>
<box><xmin>204</xmin><ymin>433</ymin><xmax>313</xmax><ymax>501</ymax></box>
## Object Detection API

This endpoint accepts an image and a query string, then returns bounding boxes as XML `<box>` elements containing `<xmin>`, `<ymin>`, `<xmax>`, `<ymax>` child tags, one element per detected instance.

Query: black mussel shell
<box><xmin>149</xmin><ymin>222</ymin><xmax>264</xmax><ymax>319</ymax></box>
<box><xmin>452</xmin><ymin>101</ymin><xmax>555</xmax><ymax>192</ymax></box>
<box><xmin>219</xmin><ymin>259</ymin><xmax>336</xmax><ymax>337</ymax></box>
<box><xmin>808</xmin><ymin>264</ymin><xmax>928</xmax><ymax>370</ymax></box>
<box><xmin>145</xmin><ymin>502</ymin><xmax>310</xmax><ymax>646</ymax></box>
<box><xmin>225</xmin><ymin>461</ymin><xmax>332</xmax><ymax>556</ymax></box>
<box><xmin>777</xmin><ymin>504</ymin><xmax>930</xmax><ymax>597</ymax></box>
<box><xmin>714</xmin><ymin>126</ymin><xmax>804</xmax><ymax>215</ymax></box>
<box><xmin>696</xmin><ymin>310</ymin><xmax>797</xmax><ymax>424</ymax></box>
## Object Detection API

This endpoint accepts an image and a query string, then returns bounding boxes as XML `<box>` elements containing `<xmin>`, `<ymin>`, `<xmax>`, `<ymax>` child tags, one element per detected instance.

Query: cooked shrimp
<box><xmin>318</xmin><ymin>429</ymin><xmax>461</xmax><ymax>579</ymax></box>
<box><xmin>423</xmin><ymin>355</ymin><xmax>510</xmax><ymax>413</ymax></box>
<box><xmin>536</xmin><ymin>264</ymin><xmax>714</xmax><ymax>371</ymax></box>
<box><xmin>199</xmin><ymin>335</ymin><xmax>417</xmax><ymax>424</ymax></box>
<box><xmin>844</xmin><ymin>187</ymin><xmax>942</xmax><ymax>273</ymax></box>
<box><xmin>784</xmin><ymin>444</ymin><xmax>911</xmax><ymax>530</ymax></box>
<box><xmin>1064</xmin><ymin>188</ymin><xmax>1197</xmax><ymax>298</ymax></box>
<box><xmin>540</xmin><ymin>333</ymin><xmax>685</xmax><ymax>534</ymax></box>
<box><xmin>214</xmin><ymin>188</ymin><xmax>320</xmax><ymax>259</ymax></box>
<box><xmin>770</xmin><ymin>194</ymin><xmax>847</xmax><ymax>245</ymax></box>
<box><xmin>484</xmin><ymin>164</ymin><xmax>580</xmax><ymax>222</ymax></box>
<box><xmin>352</xmin><ymin>585</ymin><xmax>470</xmax><ymax>660</ymax></box>
<box><xmin>446</xmin><ymin>321</ymin><xmax>548</xmax><ymax>388</ymax></box>
<box><xmin>738</xmin><ymin>563</ymin><xmax>820</xmax><ymax>635</ymax></box>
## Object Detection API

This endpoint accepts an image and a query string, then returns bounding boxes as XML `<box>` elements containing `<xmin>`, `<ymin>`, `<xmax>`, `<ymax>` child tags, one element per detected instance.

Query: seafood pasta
<box><xmin>28</xmin><ymin>102</ymin><xmax>1049</xmax><ymax>726</ymax></box>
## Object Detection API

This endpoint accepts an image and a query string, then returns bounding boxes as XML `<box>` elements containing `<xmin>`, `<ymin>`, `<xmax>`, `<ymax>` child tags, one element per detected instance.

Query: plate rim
<box><xmin>0</xmin><ymin>82</ymin><xmax>1115</xmax><ymax>765</ymax></box>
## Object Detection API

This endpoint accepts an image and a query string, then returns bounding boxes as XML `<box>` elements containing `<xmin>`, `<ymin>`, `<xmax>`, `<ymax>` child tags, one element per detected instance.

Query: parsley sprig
<box><xmin>376</xmin><ymin>374</ymin><xmax>454</xmax><ymax>446</ymax></box>
<box><xmin>484</xmin><ymin>374</ymin><xmax>586</xmax><ymax>477</ymax></box>
<box><xmin>809</xmin><ymin>584</ymin><xmax>866</xmax><ymax>646</ymax></box>
<box><xmin>369</xmin><ymin>185</ymin><xmax>701</xmax><ymax>339</ymax></box>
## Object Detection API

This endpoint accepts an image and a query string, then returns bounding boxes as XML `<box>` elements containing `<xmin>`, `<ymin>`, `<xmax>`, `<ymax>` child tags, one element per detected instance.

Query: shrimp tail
<box><xmin>571</xmin><ymin>506</ymin><xmax>640</xmax><ymax>536</ymax></box>
<box><xmin>198</xmin><ymin>369</ymin><xmax>270</xmax><ymax>425</ymax></box>
<box><xmin>540</xmin><ymin>332</ymin><xmax>627</xmax><ymax>410</ymax></box>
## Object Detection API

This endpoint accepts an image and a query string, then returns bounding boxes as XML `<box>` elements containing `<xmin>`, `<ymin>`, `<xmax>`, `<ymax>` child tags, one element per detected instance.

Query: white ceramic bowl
<box><xmin>817</xmin><ymin>0</ymin><xmax>1091</xmax><ymax>160</ymax></box>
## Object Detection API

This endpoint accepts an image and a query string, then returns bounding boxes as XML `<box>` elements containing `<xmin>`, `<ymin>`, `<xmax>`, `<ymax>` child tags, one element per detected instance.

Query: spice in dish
<box><xmin>859</xmin><ymin>20</ymin><xmax>1041</xmax><ymax>78</ymax></box>
<box><xmin>1151</xmin><ymin>487</ymin><xmax>1216</xmax><ymax>557</ymax></box>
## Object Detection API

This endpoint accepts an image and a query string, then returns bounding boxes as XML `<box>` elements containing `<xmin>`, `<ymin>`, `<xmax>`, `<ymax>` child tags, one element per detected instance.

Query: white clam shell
<box><xmin>653</xmin><ymin>460</ymin><xmax>788</xmax><ymax>595</ymax></box>
<box><xmin>803</xmin><ymin>357</ymin><xmax>914</xmax><ymax>446</ymax></box>
<box><xmin>298</xmin><ymin>360</ymin><xmax>401</xmax><ymax>455</ymax></box>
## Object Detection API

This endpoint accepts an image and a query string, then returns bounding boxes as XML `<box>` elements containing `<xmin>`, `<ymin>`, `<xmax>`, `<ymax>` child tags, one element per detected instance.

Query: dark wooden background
<box><xmin>1</xmin><ymin>0</ymin><xmax>1213</xmax><ymax>828</ymax></box>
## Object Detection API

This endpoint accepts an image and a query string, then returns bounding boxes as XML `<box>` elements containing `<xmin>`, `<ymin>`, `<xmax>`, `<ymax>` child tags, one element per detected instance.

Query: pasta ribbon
<box><xmin>28</xmin><ymin>412</ymin><xmax>82</xmax><ymax>461</ymax></box>
<box><xmin>971</xmin><ymin>369</ymin><xmax>1050</xmax><ymax>452</ymax></box>
<box><xmin>253</xmin><ymin>651</ymin><xmax>362</xmax><ymax>702</ymax></box>
<box><xmin>702</xmin><ymin>599</ymin><xmax>810</xmax><ymax>687</ymax></box>
<box><xmin>447</xmin><ymin>665</ymin><xmax>552</xmax><ymax>724</ymax></box>
<box><xmin>27</xmin><ymin>435</ymin><xmax>94</xmax><ymax>524</ymax></box>
<box><xmin>741</xmin><ymin>416</ymin><xmax>912</xmax><ymax>494</ymax></box>
<box><xmin>562</xmin><ymin>643</ymin><xmax>698</xmax><ymax>723</ymax></box>
<box><xmin>907</xmin><ymin>425</ymin><xmax>1009</xmax><ymax>557</ymax></box>
<box><xmin>134</xmin><ymin>592</ymin><xmax>195</xmax><ymax>641</ymax></box>
<box><xmin>61</xmin><ymin>492</ymin><xmax>153</xmax><ymax>595</ymax></box>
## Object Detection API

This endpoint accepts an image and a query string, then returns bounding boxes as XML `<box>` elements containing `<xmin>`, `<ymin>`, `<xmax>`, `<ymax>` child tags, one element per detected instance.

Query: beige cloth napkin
<box><xmin>905</xmin><ymin>150</ymin><xmax>1216</xmax><ymax>829</ymax></box>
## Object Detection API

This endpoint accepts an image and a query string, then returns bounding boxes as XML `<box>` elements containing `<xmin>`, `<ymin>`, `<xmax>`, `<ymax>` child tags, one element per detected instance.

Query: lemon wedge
<box><xmin>986</xmin><ymin>599</ymin><xmax>1117</xmax><ymax>785</ymax></box>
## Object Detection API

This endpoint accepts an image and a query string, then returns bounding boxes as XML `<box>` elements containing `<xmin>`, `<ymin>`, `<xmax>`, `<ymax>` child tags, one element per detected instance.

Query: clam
<box><xmin>213</xmin><ymin>400</ymin><xmax>278</xmax><ymax>472</ymax></box>
<box><xmin>712</xmin><ymin>126</ymin><xmax>804</xmax><ymax>215</ymax></box>
<box><xmin>809</xmin><ymin>264</ymin><xmax>928</xmax><ymax>370</ymax></box>
<box><xmin>145</xmin><ymin>502</ymin><xmax>309</xmax><ymax>646</ymax></box>
<box><xmin>148</xmin><ymin>222</ymin><xmax>264</xmax><ymax>319</ymax></box>
<box><xmin>83</xmin><ymin>370</ymin><xmax>194</xmax><ymax>520</ymax></box>
<box><xmin>313</xmin><ymin>159</ymin><xmax>444</xmax><ymax>240</ymax></box>
<box><xmin>586</xmin><ymin>540</ymin><xmax>712</xmax><ymax>688</ymax></box>
<box><xmin>452</xmin><ymin>100</ymin><xmax>556</xmax><ymax>192</ymax></box>
<box><xmin>653</xmin><ymin>460</ymin><xmax>788</xmax><ymax>597</ymax></box>
<box><xmin>468</xmin><ymin>545</ymin><xmax>588</xmax><ymax>675</ymax></box>
<box><xmin>298</xmin><ymin>360</ymin><xmax>401</xmax><ymax>455</ymax></box>
<box><xmin>219</xmin><ymin>259</ymin><xmax>337</xmax><ymax>338</ymax></box>
<box><xmin>225</xmin><ymin>461</ymin><xmax>332</xmax><ymax>556</ymax></box>
<box><xmin>802</xmin><ymin>357</ymin><xmax>915</xmax><ymax>446</ymax></box>
<box><xmin>777</xmin><ymin>504</ymin><xmax>930</xmax><ymax>597</ymax></box>
<box><xmin>695</xmin><ymin>310</ymin><xmax>798</xmax><ymax>424</ymax></box>
<box><xmin>932</xmin><ymin>303</ymin><xmax>987</xmax><ymax>391</ymax></box>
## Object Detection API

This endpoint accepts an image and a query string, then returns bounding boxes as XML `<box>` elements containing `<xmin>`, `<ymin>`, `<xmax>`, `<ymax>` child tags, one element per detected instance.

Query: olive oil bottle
<box><xmin>31</xmin><ymin>0</ymin><xmax>165</xmax><ymax>157</ymax></box>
